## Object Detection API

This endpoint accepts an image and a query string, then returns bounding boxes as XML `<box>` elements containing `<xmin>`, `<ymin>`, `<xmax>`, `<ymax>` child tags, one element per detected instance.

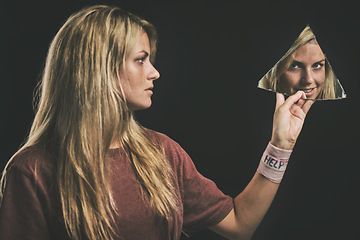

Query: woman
<box><xmin>0</xmin><ymin>5</ymin><xmax>313</xmax><ymax>240</ymax></box>
<box><xmin>258</xmin><ymin>25</ymin><xmax>344</xmax><ymax>100</ymax></box>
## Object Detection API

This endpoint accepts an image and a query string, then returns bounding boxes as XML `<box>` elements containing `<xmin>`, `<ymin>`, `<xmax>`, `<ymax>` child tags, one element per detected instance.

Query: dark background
<box><xmin>1</xmin><ymin>0</ymin><xmax>359</xmax><ymax>239</ymax></box>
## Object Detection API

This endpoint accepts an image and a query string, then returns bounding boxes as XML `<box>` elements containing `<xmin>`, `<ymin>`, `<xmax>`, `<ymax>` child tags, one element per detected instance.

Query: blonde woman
<box><xmin>0</xmin><ymin>5</ymin><xmax>313</xmax><ymax>240</ymax></box>
<box><xmin>258</xmin><ymin>25</ymin><xmax>345</xmax><ymax>100</ymax></box>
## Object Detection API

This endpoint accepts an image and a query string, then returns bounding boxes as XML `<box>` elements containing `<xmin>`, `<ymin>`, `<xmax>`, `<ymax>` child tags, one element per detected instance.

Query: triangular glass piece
<box><xmin>258</xmin><ymin>25</ymin><xmax>346</xmax><ymax>100</ymax></box>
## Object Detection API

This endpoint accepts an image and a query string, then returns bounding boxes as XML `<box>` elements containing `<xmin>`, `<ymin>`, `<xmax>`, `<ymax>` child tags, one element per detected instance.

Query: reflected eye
<box><xmin>313</xmin><ymin>62</ymin><xmax>324</xmax><ymax>69</ymax></box>
<box><xmin>289</xmin><ymin>62</ymin><xmax>301</xmax><ymax>70</ymax></box>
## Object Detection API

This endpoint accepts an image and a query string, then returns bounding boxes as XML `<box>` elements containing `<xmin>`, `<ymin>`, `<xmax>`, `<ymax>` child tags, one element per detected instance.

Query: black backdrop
<box><xmin>2</xmin><ymin>0</ymin><xmax>360</xmax><ymax>239</ymax></box>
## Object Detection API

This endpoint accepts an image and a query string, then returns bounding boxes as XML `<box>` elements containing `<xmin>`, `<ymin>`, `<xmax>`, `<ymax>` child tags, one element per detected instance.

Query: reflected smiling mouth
<box><xmin>295</xmin><ymin>87</ymin><xmax>317</xmax><ymax>97</ymax></box>
<box><xmin>296</xmin><ymin>88</ymin><xmax>315</xmax><ymax>93</ymax></box>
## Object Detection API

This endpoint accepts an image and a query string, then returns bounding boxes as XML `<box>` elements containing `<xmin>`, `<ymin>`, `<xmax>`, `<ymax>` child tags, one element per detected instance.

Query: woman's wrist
<box><xmin>257</xmin><ymin>142</ymin><xmax>293</xmax><ymax>184</ymax></box>
<box><xmin>270</xmin><ymin>136</ymin><xmax>295</xmax><ymax>151</ymax></box>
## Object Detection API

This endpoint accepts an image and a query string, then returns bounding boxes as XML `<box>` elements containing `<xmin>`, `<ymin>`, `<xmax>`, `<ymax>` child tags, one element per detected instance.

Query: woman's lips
<box><xmin>145</xmin><ymin>87</ymin><xmax>153</xmax><ymax>94</ymax></box>
<box><xmin>297</xmin><ymin>88</ymin><xmax>315</xmax><ymax>97</ymax></box>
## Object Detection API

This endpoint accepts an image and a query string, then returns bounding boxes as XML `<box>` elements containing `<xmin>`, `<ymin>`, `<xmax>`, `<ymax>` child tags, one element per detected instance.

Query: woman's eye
<box><xmin>289</xmin><ymin>63</ymin><xmax>300</xmax><ymax>70</ymax></box>
<box><xmin>313</xmin><ymin>63</ymin><xmax>324</xmax><ymax>69</ymax></box>
<box><xmin>136</xmin><ymin>54</ymin><xmax>149</xmax><ymax>64</ymax></box>
<box><xmin>136</xmin><ymin>58</ymin><xmax>145</xmax><ymax>64</ymax></box>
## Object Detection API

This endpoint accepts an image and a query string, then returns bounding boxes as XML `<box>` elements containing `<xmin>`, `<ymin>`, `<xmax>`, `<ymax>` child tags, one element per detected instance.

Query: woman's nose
<box><xmin>148</xmin><ymin>64</ymin><xmax>160</xmax><ymax>81</ymax></box>
<box><xmin>301</xmin><ymin>68</ymin><xmax>314</xmax><ymax>85</ymax></box>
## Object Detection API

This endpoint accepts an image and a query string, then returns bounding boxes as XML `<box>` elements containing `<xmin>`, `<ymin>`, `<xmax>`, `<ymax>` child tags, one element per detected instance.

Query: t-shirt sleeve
<box><xmin>180</xmin><ymin>152</ymin><xmax>234</xmax><ymax>236</ymax></box>
<box><xmin>157</xmin><ymin>132</ymin><xmax>234</xmax><ymax>237</ymax></box>
<box><xmin>0</xmin><ymin>167</ymin><xmax>52</xmax><ymax>239</ymax></box>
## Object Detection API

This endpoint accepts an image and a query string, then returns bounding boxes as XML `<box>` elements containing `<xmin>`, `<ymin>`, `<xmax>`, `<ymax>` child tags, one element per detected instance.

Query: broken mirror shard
<box><xmin>257</xmin><ymin>25</ymin><xmax>346</xmax><ymax>100</ymax></box>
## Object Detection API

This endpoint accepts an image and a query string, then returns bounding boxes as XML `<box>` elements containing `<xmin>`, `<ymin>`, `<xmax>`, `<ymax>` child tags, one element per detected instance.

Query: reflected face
<box><xmin>119</xmin><ymin>30</ymin><xmax>160</xmax><ymax>110</ymax></box>
<box><xmin>279</xmin><ymin>40</ymin><xmax>325</xmax><ymax>99</ymax></box>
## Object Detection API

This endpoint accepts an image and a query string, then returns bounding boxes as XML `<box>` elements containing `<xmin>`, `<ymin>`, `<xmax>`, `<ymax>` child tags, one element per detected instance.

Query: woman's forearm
<box><xmin>232</xmin><ymin>172</ymin><xmax>280</xmax><ymax>239</ymax></box>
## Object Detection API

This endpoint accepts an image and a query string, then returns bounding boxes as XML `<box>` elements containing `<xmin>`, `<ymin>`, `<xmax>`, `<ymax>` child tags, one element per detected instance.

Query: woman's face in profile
<box><xmin>119</xmin><ymin>30</ymin><xmax>160</xmax><ymax>110</ymax></box>
<box><xmin>279</xmin><ymin>40</ymin><xmax>326</xmax><ymax>99</ymax></box>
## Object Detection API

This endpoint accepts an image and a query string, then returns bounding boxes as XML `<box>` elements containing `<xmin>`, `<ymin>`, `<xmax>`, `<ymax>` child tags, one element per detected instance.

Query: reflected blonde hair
<box><xmin>1</xmin><ymin>5</ymin><xmax>180</xmax><ymax>239</ymax></box>
<box><xmin>259</xmin><ymin>26</ymin><xmax>340</xmax><ymax>100</ymax></box>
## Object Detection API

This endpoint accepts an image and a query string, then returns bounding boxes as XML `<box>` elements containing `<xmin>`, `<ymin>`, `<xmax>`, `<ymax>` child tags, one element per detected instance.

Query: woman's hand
<box><xmin>270</xmin><ymin>91</ymin><xmax>314</xmax><ymax>150</ymax></box>
<box><xmin>211</xmin><ymin>92</ymin><xmax>314</xmax><ymax>240</ymax></box>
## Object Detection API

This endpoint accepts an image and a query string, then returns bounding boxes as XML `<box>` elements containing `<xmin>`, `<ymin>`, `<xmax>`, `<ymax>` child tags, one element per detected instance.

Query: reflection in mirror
<box><xmin>258</xmin><ymin>25</ymin><xmax>346</xmax><ymax>100</ymax></box>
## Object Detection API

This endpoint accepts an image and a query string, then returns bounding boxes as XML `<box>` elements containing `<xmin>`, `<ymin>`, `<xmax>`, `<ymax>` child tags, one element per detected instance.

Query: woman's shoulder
<box><xmin>146</xmin><ymin>129</ymin><xmax>185</xmax><ymax>152</ymax></box>
<box><xmin>7</xmin><ymin>146</ymin><xmax>54</xmax><ymax>178</ymax></box>
<box><xmin>145</xmin><ymin>129</ymin><xmax>192</xmax><ymax>166</ymax></box>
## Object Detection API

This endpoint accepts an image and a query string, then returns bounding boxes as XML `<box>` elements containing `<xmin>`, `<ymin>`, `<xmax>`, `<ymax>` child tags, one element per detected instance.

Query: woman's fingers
<box><xmin>301</xmin><ymin>98</ymin><xmax>314</xmax><ymax>115</ymax></box>
<box><xmin>272</xmin><ymin>91</ymin><xmax>314</xmax><ymax>150</ymax></box>
<box><xmin>278</xmin><ymin>91</ymin><xmax>314</xmax><ymax>115</ymax></box>
<box><xmin>294</xmin><ymin>92</ymin><xmax>314</xmax><ymax>115</ymax></box>
<box><xmin>280</xmin><ymin>91</ymin><xmax>303</xmax><ymax>110</ymax></box>
<box><xmin>290</xmin><ymin>104</ymin><xmax>306</xmax><ymax>121</ymax></box>
<box><xmin>275</xmin><ymin>93</ymin><xmax>285</xmax><ymax>111</ymax></box>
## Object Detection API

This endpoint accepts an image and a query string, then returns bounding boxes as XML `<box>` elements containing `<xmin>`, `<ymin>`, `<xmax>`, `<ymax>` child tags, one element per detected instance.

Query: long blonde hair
<box><xmin>1</xmin><ymin>5</ymin><xmax>180</xmax><ymax>239</ymax></box>
<box><xmin>258</xmin><ymin>25</ymin><xmax>344</xmax><ymax>100</ymax></box>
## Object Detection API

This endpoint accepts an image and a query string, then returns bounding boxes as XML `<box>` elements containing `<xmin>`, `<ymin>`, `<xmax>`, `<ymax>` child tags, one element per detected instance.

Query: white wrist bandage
<box><xmin>257</xmin><ymin>142</ymin><xmax>293</xmax><ymax>184</ymax></box>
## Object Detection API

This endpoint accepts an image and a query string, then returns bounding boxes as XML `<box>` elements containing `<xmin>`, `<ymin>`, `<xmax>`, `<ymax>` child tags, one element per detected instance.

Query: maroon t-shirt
<box><xmin>0</xmin><ymin>131</ymin><xmax>233</xmax><ymax>239</ymax></box>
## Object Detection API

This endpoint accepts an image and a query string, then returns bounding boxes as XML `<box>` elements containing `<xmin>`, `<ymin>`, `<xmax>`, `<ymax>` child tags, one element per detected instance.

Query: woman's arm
<box><xmin>210</xmin><ymin>92</ymin><xmax>314</xmax><ymax>240</ymax></box>
<box><xmin>0</xmin><ymin>168</ymin><xmax>53</xmax><ymax>239</ymax></box>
